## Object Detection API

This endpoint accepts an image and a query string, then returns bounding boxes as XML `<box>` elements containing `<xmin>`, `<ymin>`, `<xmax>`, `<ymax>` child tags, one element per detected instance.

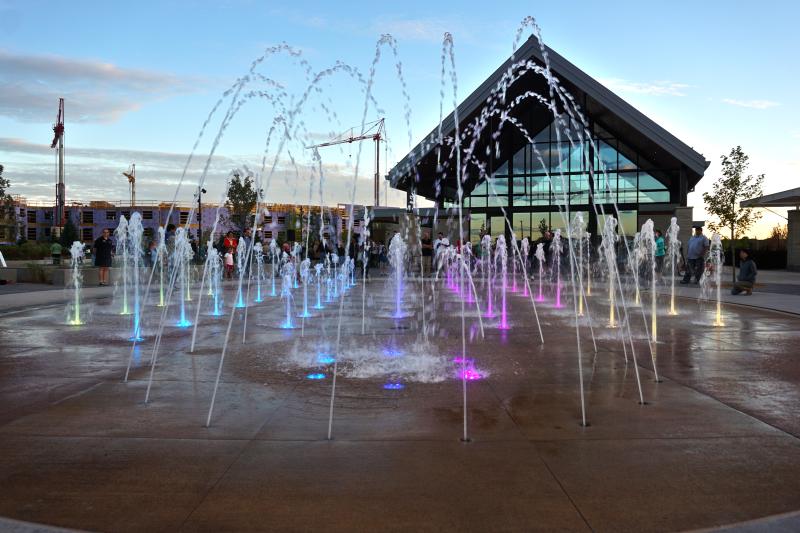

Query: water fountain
<box><xmin>710</xmin><ymin>233</ymin><xmax>724</xmax><ymax>326</ymax></box>
<box><xmin>571</xmin><ymin>215</ymin><xmax>585</xmax><ymax>316</ymax></box>
<box><xmin>482</xmin><ymin>235</ymin><xmax>495</xmax><ymax>317</ymax></box>
<box><xmin>388</xmin><ymin>232</ymin><xmax>407</xmax><ymax>318</ymax></box>
<box><xmin>173</xmin><ymin>227</ymin><xmax>193</xmax><ymax>327</ymax></box>
<box><xmin>639</xmin><ymin>219</ymin><xmax>658</xmax><ymax>342</ymax></box>
<box><xmin>235</xmin><ymin>236</ymin><xmax>247</xmax><ymax>308</ymax></box>
<box><xmin>269</xmin><ymin>238</ymin><xmax>278</xmax><ymax>297</ymax></box>
<box><xmin>66</xmin><ymin>241</ymin><xmax>85</xmax><ymax>325</ymax></box>
<box><xmin>292</xmin><ymin>242</ymin><xmax>302</xmax><ymax>289</ymax></box>
<box><xmin>600</xmin><ymin>216</ymin><xmax>619</xmax><ymax>328</ymax></box>
<box><xmin>551</xmin><ymin>229</ymin><xmax>563</xmax><ymax>308</ymax></box>
<box><xmin>630</xmin><ymin>232</ymin><xmax>643</xmax><ymax>307</ymax></box>
<box><xmin>314</xmin><ymin>263</ymin><xmax>324</xmax><ymax>310</ymax></box>
<box><xmin>299</xmin><ymin>258</ymin><xmax>311</xmax><ymax>318</ymax></box>
<box><xmin>128</xmin><ymin>212</ymin><xmax>145</xmax><ymax>341</ymax></box>
<box><xmin>667</xmin><ymin>217</ymin><xmax>680</xmax><ymax>315</ymax></box>
<box><xmin>280</xmin><ymin>260</ymin><xmax>296</xmax><ymax>328</ymax></box>
<box><xmin>115</xmin><ymin>215</ymin><xmax>130</xmax><ymax>315</ymax></box>
<box><xmin>207</xmin><ymin>241</ymin><xmax>224</xmax><ymax>316</ymax></box>
<box><xmin>494</xmin><ymin>234</ymin><xmax>509</xmax><ymax>328</ymax></box>
<box><xmin>535</xmin><ymin>242</ymin><xmax>545</xmax><ymax>302</ymax></box>
<box><xmin>331</xmin><ymin>253</ymin><xmax>339</xmax><ymax>299</ymax></box>
<box><xmin>156</xmin><ymin>226</ymin><xmax>167</xmax><ymax>307</ymax></box>
<box><xmin>253</xmin><ymin>242</ymin><xmax>264</xmax><ymax>303</ymax></box>
<box><xmin>520</xmin><ymin>237</ymin><xmax>530</xmax><ymax>297</ymax></box>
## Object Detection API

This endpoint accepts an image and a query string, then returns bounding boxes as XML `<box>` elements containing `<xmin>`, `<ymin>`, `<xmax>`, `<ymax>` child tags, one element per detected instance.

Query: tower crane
<box><xmin>122</xmin><ymin>164</ymin><xmax>136</xmax><ymax>207</ymax></box>
<box><xmin>50</xmin><ymin>98</ymin><xmax>65</xmax><ymax>228</ymax></box>
<box><xmin>306</xmin><ymin>118</ymin><xmax>385</xmax><ymax>207</ymax></box>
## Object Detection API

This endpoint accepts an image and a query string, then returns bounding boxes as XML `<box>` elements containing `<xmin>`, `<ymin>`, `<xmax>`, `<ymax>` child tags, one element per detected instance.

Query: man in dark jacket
<box><xmin>731</xmin><ymin>248</ymin><xmax>757</xmax><ymax>295</ymax></box>
<box><xmin>93</xmin><ymin>228</ymin><xmax>114</xmax><ymax>286</ymax></box>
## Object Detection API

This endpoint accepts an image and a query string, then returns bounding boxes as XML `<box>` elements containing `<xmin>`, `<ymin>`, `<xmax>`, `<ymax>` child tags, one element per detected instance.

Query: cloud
<box><xmin>0</xmin><ymin>49</ymin><xmax>202</xmax><ymax>123</ymax></box>
<box><xmin>721</xmin><ymin>98</ymin><xmax>780</xmax><ymax>110</ymax></box>
<box><xmin>0</xmin><ymin>137</ymin><xmax>378</xmax><ymax>208</ymax></box>
<box><xmin>599</xmin><ymin>78</ymin><xmax>690</xmax><ymax>97</ymax></box>
<box><xmin>370</xmin><ymin>17</ymin><xmax>462</xmax><ymax>43</ymax></box>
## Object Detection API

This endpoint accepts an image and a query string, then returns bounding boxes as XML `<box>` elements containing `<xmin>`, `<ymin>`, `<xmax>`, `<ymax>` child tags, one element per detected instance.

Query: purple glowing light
<box><xmin>383</xmin><ymin>382</ymin><xmax>405</xmax><ymax>390</ymax></box>
<box><xmin>459</xmin><ymin>369</ymin><xmax>483</xmax><ymax>381</ymax></box>
<box><xmin>452</xmin><ymin>357</ymin><xmax>474</xmax><ymax>365</ymax></box>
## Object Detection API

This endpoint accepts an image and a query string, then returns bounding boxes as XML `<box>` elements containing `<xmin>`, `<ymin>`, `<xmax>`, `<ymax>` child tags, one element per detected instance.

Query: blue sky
<box><xmin>1</xmin><ymin>0</ymin><xmax>797</xmax><ymax>236</ymax></box>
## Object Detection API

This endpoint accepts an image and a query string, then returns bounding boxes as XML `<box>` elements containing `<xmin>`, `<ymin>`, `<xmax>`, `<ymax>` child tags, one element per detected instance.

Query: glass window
<box><xmin>489</xmin><ymin>216</ymin><xmax>507</xmax><ymax>237</ymax></box>
<box><xmin>469</xmin><ymin>213</ymin><xmax>486</xmax><ymax>244</ymax></box>
<box><xmin>512</xmin><ymin>177</ymin><xmax>526</xmax><ymax>195</ymax></box>
<box><xmin>529</xmin><ymin>144</ymin><xmax>548</xmax><ymax>174</ymax></box>
<box><xmin>487</xmin><ymin>195</ymin><xmax>507</xmax><ymax>208</ymax></box>
<box><xmin>639</xmin><ymin>190</ymin><xmax>670</xmax><ymax>203</ymax></box>
<box><xmin>638</xmin><ymin>172</ymin><xmax>667</xmax><ymax>190</ymax></box>
<box><xmin>532</xmin><ymin>213</ymin><xmax>549</xmax><ymax>237</ymax></box>
<box><xmin>512</xmin><ymin>212</ymin><xmax>531</xmax><ymax>239</ymax></box>
<box><xmin>596</xmin><ymin>140</ymin><xmax>617</xmax><ymax>171</ymax></box>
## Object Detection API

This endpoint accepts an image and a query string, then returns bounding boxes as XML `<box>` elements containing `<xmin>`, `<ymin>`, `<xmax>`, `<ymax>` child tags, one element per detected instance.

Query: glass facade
<box><xmin>462</xmin><ymin>117</ymin><xmax>676</xmax><ymax>238</ymax></box>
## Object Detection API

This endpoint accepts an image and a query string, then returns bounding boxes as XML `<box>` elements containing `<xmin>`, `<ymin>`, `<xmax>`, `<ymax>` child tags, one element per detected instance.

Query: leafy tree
<box><xmin>225</xmin><ymin>171</ymin><xmax>260</xmax><ymax>231</ymax></box>
<box><xmin>770</xmin><ymin>224</ymin><xmax>788</xmax><ymax>240</ymax></box>
<box><xmin>60</xmin><ymin>216</ymin><xmax>79</xmax><ymax>247</ymax></box>
<box><xmin>537</xmin><ymin>217</ymin><xmax>548</xmax><ymax>238</ymax></box>
<box><xmin>702</xmin><ymin>146</ymin><xmax>764</xmax><ymax>282</ymax></box>
<box><xmin>0</xmin><ymin>164</ymin><xmax>17</xmax><ymax>242</ymax></box>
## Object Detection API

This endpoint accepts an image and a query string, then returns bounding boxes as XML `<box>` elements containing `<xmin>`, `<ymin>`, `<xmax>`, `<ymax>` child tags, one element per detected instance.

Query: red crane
<box><xmin>51</xmin><ymin>98</ymin><xmax>65</xmax><ymax>227</ymax></box>
<box><xmin>306</xmin><ymin>118</ymin><xmax>385</xmax><ymax>207</ymax></box>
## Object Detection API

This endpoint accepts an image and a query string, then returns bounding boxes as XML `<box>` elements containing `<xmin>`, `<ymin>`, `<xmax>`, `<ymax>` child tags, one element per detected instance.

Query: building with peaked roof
<box><xmin>387</xmin><ymin>35</ymin><xmax>710</xmax><ymax>244</ymax></box>
<box><xmin>742</xmin><ymin>187</ymin><xmax>800</xmax><ymax>271</ymax></box>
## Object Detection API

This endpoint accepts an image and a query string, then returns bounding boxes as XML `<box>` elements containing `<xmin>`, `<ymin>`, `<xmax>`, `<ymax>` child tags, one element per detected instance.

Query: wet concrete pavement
<box><xmin>0</xmin><ymin>279</ymin><xmax>799</xmax><ymax>532</ymax></box>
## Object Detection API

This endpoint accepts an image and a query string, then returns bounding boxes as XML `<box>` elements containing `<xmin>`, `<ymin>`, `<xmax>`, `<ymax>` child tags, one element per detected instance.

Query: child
<box><xmin>224</xmin><ymin>247</ymin><xmax>235</xmax><ymax>279</ymax></box>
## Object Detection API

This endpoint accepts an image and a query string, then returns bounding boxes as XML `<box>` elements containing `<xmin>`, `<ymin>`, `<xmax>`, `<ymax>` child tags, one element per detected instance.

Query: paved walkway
<box><xmin>0</xmin><ymin>279</ymin><xmax>799</xmax><ymax>531</ymax></box>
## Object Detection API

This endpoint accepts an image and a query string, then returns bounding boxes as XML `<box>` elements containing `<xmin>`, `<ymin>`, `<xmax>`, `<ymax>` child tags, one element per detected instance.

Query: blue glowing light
<box><xmin>317</xmin><ymin>355</ymin><xmax>335</xmax><ymax>364</ymax></box>
<box><xmin>128</xmin><ymin>335</ymin><xmax>145</xmax><ymax>342</ymax></box>
<box><xmin>383</xmin><ymin>382</ymin><xmax>405</xmax><ymax>390</ymax></box>
<box><xmin>175</xmin><ymin>319</ymin><xmax>192</xmax><ymax>328</ymax></box>
<box><xmin>383</xmin><ymin>348</ymin><xmax>402</xmax><ymax>358</ymax></box>
<box><xmin>306</xmin><ymin>373</ymin><xmax>326</xmax><ymax>380</ymax></box>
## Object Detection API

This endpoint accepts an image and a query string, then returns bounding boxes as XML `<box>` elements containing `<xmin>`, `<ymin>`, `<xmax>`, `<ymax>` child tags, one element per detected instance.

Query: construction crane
<box><xmin>122</xmin><ymin>164</ymin><xmax>136</xmax><ymax>207</ymax></box>
<box><xmin>50</xmin><ymin>98</ymin><xmax>65</xmax><ymax>228</ymax></box>
<box><xmin>306</xmin><ymin>118</ymin><xmax>385</xmax><ymax>207</ymax></box>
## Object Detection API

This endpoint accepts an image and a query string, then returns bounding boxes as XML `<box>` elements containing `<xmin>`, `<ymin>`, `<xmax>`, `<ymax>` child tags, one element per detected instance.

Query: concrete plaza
<box><xmin>1</xmin><ymin>276</ymin><xmax>800</xmax><ymax>532</ymax></box>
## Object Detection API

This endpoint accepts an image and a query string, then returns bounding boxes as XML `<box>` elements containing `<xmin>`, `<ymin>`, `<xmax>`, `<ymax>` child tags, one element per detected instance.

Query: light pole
<box><xmin>197</xmin><ymin>186</ymin><xmax>207</xmax><ymax>248</ymax></box>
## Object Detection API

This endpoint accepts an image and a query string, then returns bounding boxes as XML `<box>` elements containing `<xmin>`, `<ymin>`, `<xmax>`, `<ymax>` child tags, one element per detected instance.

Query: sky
<box><xmin>0</xmin><ymin>0</ymin><xmax>797</xmax><ymax>238</ymax></box>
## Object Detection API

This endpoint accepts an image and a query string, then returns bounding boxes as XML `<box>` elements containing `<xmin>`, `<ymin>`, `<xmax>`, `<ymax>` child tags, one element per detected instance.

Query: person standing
<box><xmin>420</xmin><ymin>231</ymin><xmax>433</xmax><ymax>276</ymax></box>
<box><xmin>93</xmin><ymin>228</ymin><xmax>114</xmax><ymax>286</ymax></box>
<box><xmin>654</xmin><ymin>229</ymin><xmax>666</xmax><ymax>275</ymax></box>
<box><xmin>731</xmin><ymin>248</ymin><xmax>757</xmax><ymax>295</ymax></box>
<box><xmin>223</xmin><ymin>248</ymin><xmax>235</xmax><ymax>279</ymax></box>
<box><xmin>681</xmin><ymin>225</ymin><xmax>710</xmax><ymax>285</ymax></box>
<box><xmin>50</xmin><ymin>241</ymin><xmax>62</xmax><ymax>266</ymax></box>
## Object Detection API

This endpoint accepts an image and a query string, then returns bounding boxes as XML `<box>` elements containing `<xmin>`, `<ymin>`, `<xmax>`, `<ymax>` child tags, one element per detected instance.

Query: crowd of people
<box><xmin>85</xmin><ymin>221</ymin><xmax>758</xmax><ymax>295</ymax></box>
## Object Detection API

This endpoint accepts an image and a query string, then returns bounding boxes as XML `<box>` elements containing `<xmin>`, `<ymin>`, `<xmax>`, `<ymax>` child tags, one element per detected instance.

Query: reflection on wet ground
<box><xmin>1</xmin><ymin>280</ymin><xmax>799</xmax><ymax>531</ymax></box>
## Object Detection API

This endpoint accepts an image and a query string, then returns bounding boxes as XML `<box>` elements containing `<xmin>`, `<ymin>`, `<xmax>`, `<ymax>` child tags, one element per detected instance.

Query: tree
<box><xmin>537</xmin><ymin>217</ymin><xmax>548</xmax><ymax>238</ymax></box>
<box><xmin>60</xmin><ymin>216</ymin><xmax>79</xmax><ymax>247</ymax></box>
<box><xmin>702</xmin><ymin>146</ymin><xmax>764</xmax><ymax>282</ymax></box>
<box><xmin>770</xmin><ymin>224</ymin><xmax>788</xmax><ymax>240</ymax></box>
<box><xmin>0</xmin><ymin>164</ymin><xmax>19</xmax><ymax>243</ymax></box>
<box><xmin>225</xmin><ymin>171</ymin><xmax>260</xmax><ymax>231</ymax></box>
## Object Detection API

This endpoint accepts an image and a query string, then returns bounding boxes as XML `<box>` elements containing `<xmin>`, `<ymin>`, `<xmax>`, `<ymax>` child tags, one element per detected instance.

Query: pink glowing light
<box><xmin>460</xmin><ymin>369</ymin><xmax>483</xmax><ymax>381</ymax></box>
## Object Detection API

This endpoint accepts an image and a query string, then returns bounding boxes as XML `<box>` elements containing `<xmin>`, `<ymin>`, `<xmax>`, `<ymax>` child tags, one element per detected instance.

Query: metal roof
<box><xmin>388</xmin><ymin>35</ymin><xmax>710</xmax><ymax>195</ymax></box>
<box><xmin>741</xmin><ymin>187</ymin><xmax>800</xmax><ymax>208</ymax></box>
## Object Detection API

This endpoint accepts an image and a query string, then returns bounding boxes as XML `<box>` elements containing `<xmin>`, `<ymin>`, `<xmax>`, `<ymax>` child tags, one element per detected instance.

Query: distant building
<box><xmin>2</xmin><ymin>198</ymin><xmax>366</xmax><ymax>248</ymax></box>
